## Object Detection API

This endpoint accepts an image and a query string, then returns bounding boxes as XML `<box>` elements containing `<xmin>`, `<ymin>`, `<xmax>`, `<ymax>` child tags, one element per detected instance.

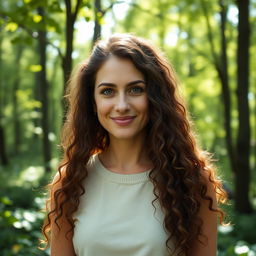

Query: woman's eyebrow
<box><xmin>97</xmin><ymin>80</ymin><xmax>145</xmax><ymax>88</ymax></box>
<box><xmin>127</xmin><ymin>80</ymin><xmax>145</xmax><ymax>86</ymax></box>
<box><xmin>97</xmin><ymin>82</ymin><xmax>115</xmax><ymax>88</ymax></box>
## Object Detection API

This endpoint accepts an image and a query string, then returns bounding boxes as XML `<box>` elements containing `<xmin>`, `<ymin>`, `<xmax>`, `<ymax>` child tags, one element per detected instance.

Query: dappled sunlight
<box><xmin>19</xmin><ymin>166</ymin><xmax>44</xmax><ymax>184</ymax></box>
<box><xmin>13</xmin><ymin>209</ymin><xmax>44</xmax><ymax>231</ymax></box>
<box><xmin>218</xmin><ymin>225</ymin><xmax>234</xmax><ymax>234</ymax></box>
<box><xmin>9</xmin><ymin>157</ymin><xmax>59</xmax><ymax>187</ymax></box>
<box><xmin>234</xmin><ymin>242</ymin><xmax>256</xmax><ymax>256</ymax></box>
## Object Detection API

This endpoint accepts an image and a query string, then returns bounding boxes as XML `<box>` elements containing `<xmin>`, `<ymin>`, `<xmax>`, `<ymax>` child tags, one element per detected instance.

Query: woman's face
<box><xmin>94</xmin><ymin>56</ymin><xmax>149</xmax><ymax>141</ymax></box>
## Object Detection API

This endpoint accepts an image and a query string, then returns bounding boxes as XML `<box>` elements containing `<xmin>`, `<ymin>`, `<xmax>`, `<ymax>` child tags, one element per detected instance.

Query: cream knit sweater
<box><xmin>73</xmin><ymin>154</ymin><xmax>176</xmax><ymax>256</ymax></box>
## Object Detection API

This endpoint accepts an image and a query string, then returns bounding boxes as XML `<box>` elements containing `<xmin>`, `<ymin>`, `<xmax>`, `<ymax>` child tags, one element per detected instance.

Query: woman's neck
<box><xmin>99</xmin><ymin>135</ymin><xmax>152</xmax><ymax>174</ymax></box>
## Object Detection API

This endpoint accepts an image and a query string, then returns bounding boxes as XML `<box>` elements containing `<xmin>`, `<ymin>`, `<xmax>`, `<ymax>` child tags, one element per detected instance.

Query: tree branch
<box><xmin>73</xmin><ymin>0</ymin><xmax>82</xmax><ymax>20</ymax></box>
<box><xmin>0</xmin><ymin>12</ymin><xmax>64</xmax><ymax>60</ymax></box>
<box><xmin>200</xmin><ymin>0</ymin><xmax>219</xmax><ymax>68</ymax></box>
<box><xmin>47</xmin><ymin>41</ymin><xmax>64</xmax><ymax>61</ymax></box>
<box><xmin>0</xmin><ymin>13</ymin><xmax>38</xmax><ymax>39</ymax></box>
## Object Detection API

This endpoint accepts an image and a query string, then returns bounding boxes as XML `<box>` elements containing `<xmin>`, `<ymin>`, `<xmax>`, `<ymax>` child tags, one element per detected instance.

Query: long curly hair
<box><xmin>41</xmin><ymin>34</ymin><xmax>227</xmax><ymax>255</ymax></box>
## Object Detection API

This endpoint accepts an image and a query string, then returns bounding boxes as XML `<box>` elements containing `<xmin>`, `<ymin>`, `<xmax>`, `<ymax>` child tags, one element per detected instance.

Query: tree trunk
<box><xmin>157</xmin><ymin>1</ymin><xmax>168</xmax><ymax>50</ymax></box>
<box><xmin>63</xmin><ymin>0</ymin><xmax>74</xmax><ymax>88</ymax></box>
<box><xmin>0</xmin><ymin>125</ymin><xmax>8</xmax><ymax>165</ymax></box>
<box><xmin>12</xmin><ymin>45</ymin><xmax>24</xmax><ymax>154</ymax></box>
<box><xmin>50</xmin><ymin>57</ymin><xmax>61</xmax><ymax>138</ymax></box>
<box><xmin>38</xmin><ymin>7</ymin><xmax>51</xmax><ymax>172</ymax></box>
<box><xmin>202</xmin><ymin>0</ymin><xmax>235</xmax><ymax>173</ymax></box>
<box><xmin>92</xmin><ymin>0</ymin><xmax>102</xmax><ymax>46</ymax></box>
<box><xmin>218</xmin><ymin>0</ymin><xmax>236</xmax><ymax>173</ymax></box>
<box><xmin>235</xmin><ymin>0</ymin><xmax>252</xmax><ymax>213</ymax></box>
<box><xmin>62</xmin><ymin>0</ymin><xmax>81</xmax><ymax>116</ymax></box>
<box><xmin>0</xmin><ymin>32</ymin><xmax>8</xmax><ymax>166</ymax></box>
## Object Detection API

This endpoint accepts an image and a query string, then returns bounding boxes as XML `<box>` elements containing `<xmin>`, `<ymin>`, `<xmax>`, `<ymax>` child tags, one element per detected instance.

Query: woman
<box><xmin>42</xmin><ymin>34</ymin><xmax>227</xmax><ymax>256</ymax></box>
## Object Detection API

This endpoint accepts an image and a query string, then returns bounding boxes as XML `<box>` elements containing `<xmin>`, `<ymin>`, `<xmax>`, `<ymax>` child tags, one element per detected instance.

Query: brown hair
<box><xmin>41</xmin><ymin>34</ymin><xmax>227</xmax><ymax>255</ymax></box>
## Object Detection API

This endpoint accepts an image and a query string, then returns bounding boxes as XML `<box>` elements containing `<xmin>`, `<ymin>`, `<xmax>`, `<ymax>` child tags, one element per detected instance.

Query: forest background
<box><xmin>0</xmin><ymin>0</ymin><xmax>255</xmax><ymax>255</ymax></box>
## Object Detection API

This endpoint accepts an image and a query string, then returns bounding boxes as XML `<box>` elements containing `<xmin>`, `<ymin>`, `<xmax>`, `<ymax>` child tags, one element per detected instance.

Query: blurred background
<box><xmin>0</xmin><ymin>0</ymin><xmax>255</xmax><ymax>255</ymax></box>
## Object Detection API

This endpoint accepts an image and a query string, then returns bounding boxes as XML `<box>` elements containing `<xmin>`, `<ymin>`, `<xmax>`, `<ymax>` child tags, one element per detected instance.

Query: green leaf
<box><xmin>12</xmin><ymin>244</ymin><xmax>22</xmax><ymax>254</ymax></box>
<box><xmin>0</xmin><ymin>197</ymin><xmax>13</xmax><ymax>205</ymax></box>
<box><xmin>5</xmin><ymin>22</ymin><xmax>18</xmax><ymax>32</ymax></box>
<box><xmin>81</xmin><ymin>7</ymin><xmax>93</xmax><ymax>21</ymax></box>
<box><xmin>3</xmin><ymin>211</ymin><xmax>11</xmax><ymax>218</ymax></box>
<box><xmin>11</xmin><ymin>34</ymin><xmax>33</xmax><ymax>45</ymax></box>
<box><xmin>45</xmin><ymin>16</ymin><xmax>61</xmax><ymax>33</ymax></box>
<box><xmin>29</xmin><ymin>65</ymin><xmax>42</xmax><ymax>72</ymax></box>
<box><xmin>48</xmin><ymin>1</ymin><xmax>63</xmax><ymax>12</ymax></box>
<box><xmin>7</xmin><ymin>215</ymin><xmax>18</xmax><ymax>225</ymax></box>
<box><xmin>32</xmin><ymin>14</ymin><xmax>43</xmax><ymax>23</ymax></box>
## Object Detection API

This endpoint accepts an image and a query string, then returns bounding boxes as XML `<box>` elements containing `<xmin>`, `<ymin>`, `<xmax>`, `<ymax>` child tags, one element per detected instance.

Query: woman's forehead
<box><xmin>95</xmin><ymin>56</ymin><xmax>144</xmax><ymax>86</ymax></box>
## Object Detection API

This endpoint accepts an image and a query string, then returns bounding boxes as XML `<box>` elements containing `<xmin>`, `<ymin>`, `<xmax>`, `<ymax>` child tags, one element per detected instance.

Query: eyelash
<box><xmin>100</xmin><ymin>86</ymin><xmax>145</xmax><ymax>96</ymax></box>
<box><xmin>129</xmin><ymin>86</ymin><xmax>144</xmax><ymax>94</ymax></box>
<box><xmin>100</xmin><ymin>88</ymin><xmax>113</xmax><ymax>96</ymax></box>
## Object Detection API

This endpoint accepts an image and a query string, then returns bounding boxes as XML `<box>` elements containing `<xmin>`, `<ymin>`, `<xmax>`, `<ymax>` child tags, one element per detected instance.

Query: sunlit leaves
<box><xmin>5</xmin><ymin>22</ymin><xmax>18</xmax><ymax>32</ymax></box>
<box><xmin>16</xmin><ymin>89</ymin><xmax>41</xmax><ymax>110</ymax></box>
<box><xmin>80</xmin><ymin>6</ymin><xmax>93</xmax><ymax>21</ymax></box>
<box><xmin>29</xmin><ymin>64</ymin><xmax>42</xmax><ymax>72</ymax></box>
<box><xmin>13</xmin><ymin>209</ymin><xmax>44</xmax><ymax>231</ymax></box>
<box><xmin>218</xmin><ymin>225</ymin><xmax>234</xmax><ymax>234</ymax></box>
<box><xmin>0</xmin><ymin>197</ymin><xmax>17</xmax><ymax>227</ymax></box>
<box><xmin>3</xmin><ymin>211</ymin><xmax>12</xmax><ymax>218</ymax></box>
<box><xmin>48</xmin><ymin>0</ymin><xmax>63</xmax><ymax>13</ymax></box>
<box><xmin>45</xmin><ymin>16</ymin><xmax>61</xmax><ymax>33</ymax></box>
<box><xmin>1</xmin><ymin>0</ymin><xmax>62</xmax><ymax>37</ymax></box>
<box><xmin>0</xmin><ymin>191</ymin><xmax>49</xmax><ymax>255</ymax></box>
<box><xmin>32</xmin><ymin>14</ymin><xmax>42</xmax><ymax>23</ymax></box>
<box><xmin>96</xmin><ymin>11</ymin><xmax>105</xmax><ymax>25</ymax></box>
<box><xmin>11</xmin><ymin>33</ymin><xmax>33</xmax><ymax>45</ymax></box>
<box><xmin>20</xmin><ymin>166</ymin><xmax>44</xmax><ymax>183</ymax></box>
<box><xmin>22</xmin><ymin>0</ymin><xmax>47</xmax><ymax>8</ymax></box>
<box><xmin>0</xmin><ymin>197</ymin><xmax>12</xmax><ymax>206</ymax></box>
<box><xmin>12</xmin><ymin>244</ymin><xmax>22</xmax><ymax>254</ymax></box>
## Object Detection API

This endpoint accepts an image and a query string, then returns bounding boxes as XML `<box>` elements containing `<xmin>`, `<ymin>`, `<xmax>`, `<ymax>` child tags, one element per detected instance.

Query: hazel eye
<box><xmin>129</xmin><ymin>86</ymin><xmax>144</xmax><ymax>94</ymax></box>
<box><xmin>100</xmin><ymin>88</ymin><xmax>114</xmax><ymax>96</ymax></box>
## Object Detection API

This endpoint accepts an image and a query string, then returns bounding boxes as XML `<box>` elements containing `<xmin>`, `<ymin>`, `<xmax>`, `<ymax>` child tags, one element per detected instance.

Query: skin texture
<box><xmin>190</xmin><ymin>178</ymin><xmax>218</xmax><ymax>256</ymax></box>
<box><xmin>94</xmin><ymin>56</ymin><xmax>149</xmax><ymax>143</ymax></box>
<box><xmin>50</xmin><ymin>172</ymin><xmax>76</xmax><ymax>256</ymax></box>
<box><xmin>94</xmin><ymin>56</ymin><xmax>152</xmax><ymax>174</ymax></box>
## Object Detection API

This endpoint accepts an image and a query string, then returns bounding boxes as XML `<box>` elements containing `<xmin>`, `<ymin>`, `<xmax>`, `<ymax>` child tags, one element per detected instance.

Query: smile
<box><xmin>110</xmin><ymin>116</ymin><xmax>136</xmax><ymax>126</ymax></box>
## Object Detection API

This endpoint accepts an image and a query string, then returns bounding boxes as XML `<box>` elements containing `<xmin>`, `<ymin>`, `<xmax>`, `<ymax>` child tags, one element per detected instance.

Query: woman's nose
<box><xmin>115</xmin><ymin>94</ymin><xmax>130</xmax><ymax>112</ymax></box>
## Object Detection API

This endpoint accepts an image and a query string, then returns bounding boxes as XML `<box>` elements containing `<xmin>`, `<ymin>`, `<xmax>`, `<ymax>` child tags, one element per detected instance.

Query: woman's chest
<box><xmin>73</xmin><ymin>177</ymin><xmax>171</xmax><ymax>256</ymax></box>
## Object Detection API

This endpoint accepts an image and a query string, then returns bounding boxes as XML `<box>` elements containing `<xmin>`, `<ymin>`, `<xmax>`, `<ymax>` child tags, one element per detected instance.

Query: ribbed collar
<box><xmin>93</xmin><ymin>153</ymin><xmax>151</xmax><ymax>184</ymax></box>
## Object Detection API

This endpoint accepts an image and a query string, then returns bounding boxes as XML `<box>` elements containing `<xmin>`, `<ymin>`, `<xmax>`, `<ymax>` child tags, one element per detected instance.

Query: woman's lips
<box><xmin>111</xmin><ymin>116</ymin><xmax>135</xmax><ymax>126</ymax></box>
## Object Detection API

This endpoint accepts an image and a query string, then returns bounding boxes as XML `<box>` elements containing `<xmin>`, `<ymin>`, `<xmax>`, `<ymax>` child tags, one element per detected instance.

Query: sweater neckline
<box><xmin>94</xmin><ymin>153</ymin><xmax>151</xmax><ymax>184</ymax></box>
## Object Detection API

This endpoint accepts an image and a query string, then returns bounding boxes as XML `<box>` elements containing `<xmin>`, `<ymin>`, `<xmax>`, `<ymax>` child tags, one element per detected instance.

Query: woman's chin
<box><xmin>109</xmin><ymin>131</ymin><xmax>144</xmax><ymax>141</ymax></box>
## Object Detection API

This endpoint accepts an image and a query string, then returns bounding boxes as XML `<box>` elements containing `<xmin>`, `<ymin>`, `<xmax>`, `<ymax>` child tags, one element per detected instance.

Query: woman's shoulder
<box><xmin>52</xmin><ymin>154</ymin><xmax>98</xmax><ymax>185</ymax></box>
<box><xmin>49</xmin><ymin>167</ymin><xmax>67</xmax><ymax>203</ymax></box>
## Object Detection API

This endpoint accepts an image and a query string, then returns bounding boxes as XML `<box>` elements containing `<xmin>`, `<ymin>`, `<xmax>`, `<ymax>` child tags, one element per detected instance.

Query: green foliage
<box><xmin>0</xmin><ymin>0</ymin><xmax>255</xmax><ymax>254</ymax></box>
<box><xmin>218</xmin><ymin>204</ymin><xmax>256</xmax><ymax>255</ymax></box>
<box><xmin>218</xmin><ymin>241</ymin><xmax>256</xmax><ymax>256</ymax></box>
<box><xmin>0</xmin><ymin>193</ymin><xmax>49</xmax><ymax>256</ymax></box>
<box><xmin>0</xmin><ymin>145</ymin><xmax>51</xmax><ymax>255</ymax></box>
